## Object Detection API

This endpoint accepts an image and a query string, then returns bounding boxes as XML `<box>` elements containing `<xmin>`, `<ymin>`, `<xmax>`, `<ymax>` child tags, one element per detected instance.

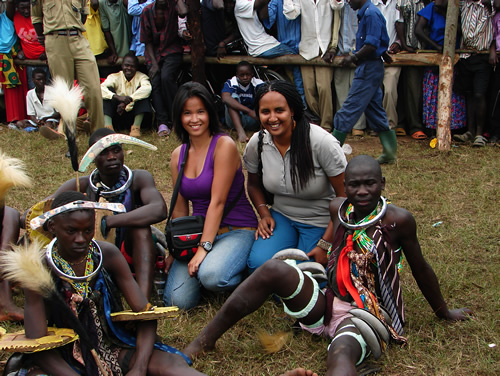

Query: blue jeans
<box><xmin>247</xmin><ymin>210</ymin><xmax>325</xmax><ymax>273</ymax></box>
<box><xmin>163</xmin><ymin>229</ymin><xmax>255</xmax><ymax>309</ymax></box>
<box><xmin>333</xmin><ymin>59</ymin><xmax>390</xmax><ymax>133</ymax></box>
<box><xmin>257</xmin><ymin>44</ymin><xmax>305</xmax><ymax>106</ymax></box>
<box><xmin>225</xmin><ymin>92</ymin><xmax>260</xmax><ymax>130</ymax></box>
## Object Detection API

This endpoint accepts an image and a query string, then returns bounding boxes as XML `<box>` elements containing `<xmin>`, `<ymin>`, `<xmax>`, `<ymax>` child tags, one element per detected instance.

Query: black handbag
<box><xmin>165</xmin><ymin>141</ymin><xmax>244</xmax><ymax>262</ymax></box>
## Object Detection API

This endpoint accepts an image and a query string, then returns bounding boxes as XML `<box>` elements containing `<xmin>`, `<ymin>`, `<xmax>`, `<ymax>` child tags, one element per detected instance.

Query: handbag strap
<box><xmin>167</xmin><ymin>140</ymin><xmax>245</xmax><ymax>223</ymax></box>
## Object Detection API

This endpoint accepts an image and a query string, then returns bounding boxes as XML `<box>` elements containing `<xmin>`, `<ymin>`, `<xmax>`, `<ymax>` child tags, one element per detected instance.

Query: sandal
<box><xmin>157</xmin><ymin>123</ymin><xmax>170</xmax><ymax>138</ymax></box>
<box><xmin>453</xmin><ymin>131</ymin><xmax>473</xmax><ymax>143</ymax></box>
<box><xmin>472</xmin><ymin>135</ymin><xmax>487</xmax><ymax>147</ymax></box>
<box><xmin>411</xmin><ymin>130</ymin><xmax>427</xmax><ymax>140</ymax></box>
<box><xmin>40</xmin><ymin>125</ymin><xmax>64</xmax><ymax>140</ymax></box>
<box><xmin>395</xmin><ymin>127</ymin><xmax>407</xmax><ymax>136</ymax></box>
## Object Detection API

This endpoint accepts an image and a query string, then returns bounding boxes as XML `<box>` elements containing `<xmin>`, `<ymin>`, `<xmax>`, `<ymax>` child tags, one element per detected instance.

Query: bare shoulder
<box><xmin>55</xmin><ymin>176</ymin><xmax>90</xmax><ymax>195</ymax></box>
<box><xmin>214</xmin><ymin>134</ymin><xmax>240</xmax><ymax>160</ymax></box>
<box><xmin>96</xmin><ymin>240</ymin><xmax>123</xmax><ymax>271</ymax></box>
<box><xmin>171</xmin><ymin>145</ymin><xmax>182</xmax><ymax>169</ymax></box>
<box><xmin>329</xmin><ymin>197</ymin><xmax>346</xmax><ymax>215</ymax></box>
<box><xmin>383</xmin><ymin>204</ymin><xmax>416</xmax><ymax>227</ymax></box>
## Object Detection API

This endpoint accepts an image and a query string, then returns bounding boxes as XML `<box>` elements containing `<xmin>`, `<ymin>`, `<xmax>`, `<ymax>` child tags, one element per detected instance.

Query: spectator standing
<box><xmin>99</xmin><ymin>0</ymin><xmax>132</xmax><ymax>64</ymax></box>
<box><xmin>141</xmin><ymin>0</ymin><xmax>184</xmax><ymax>137</ymax></box>
<box><xmin>332</xmin><ymin>2</ymin><xmax>367</xmax><ymax>136</ymax></box>
<box><xmin>201</xmin><ymin>0</ymin><xmax>240</xmax><ymax>58</ymax></box>
<box><xmin>453</xmin><ymin>0</ymin><xmax>494</xmax><ymax>147</ymax></box>
<box><xmin>373</xmin><ymin>0</ymin><xmax>403</xmax><ymax>135</ymax></box>
<box><xmin>261</xmin><ymin>0</ymin><xmax>306</xmax><ymax>106</ymax></box>
<box><xmin>128</xmin><ymin>0</ymin><xmax>154</xmax><ymax>56</ymax></box>
<box><xmin>101</xmin><ymin>52</ymin><xmax>152</xmax><ymax>136</ymax></box>
<box><xmin>283</xmin><ymin>0</ymin><xmax>343</xmax><ymax>131</ymax></box>
<box><xmin>332</xmin><ymin>0</ymin><xmax>398</xmax><ymax>164</ymax></box>
<box><xmin>415</xmin><ymin>0</ymin><xmax>466</xmax><ymax>133</ymax></box>
<box><xmin>488</xmin><ymin>0</ymin><xmax>500</xmax><ymax>144</ymax></box>
<box><xmin>396</xmin><ymin>0</ymin><xmax>428</xmax><ymax>139</ymax></box>
<box><xmin>31</xmin><ymin>0</ymin><xmax>105</xmax><ymax>132</ymax></box>
<box><xmin>13</xmin><ymin>0</ymin><xmax>50</xmax><ymax>90</ymax></box>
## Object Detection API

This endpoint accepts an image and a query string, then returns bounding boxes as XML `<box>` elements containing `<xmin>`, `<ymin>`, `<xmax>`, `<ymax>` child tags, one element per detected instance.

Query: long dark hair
<box><xmin>254</xmin><ymin>80</ymin><xmax>314</xmax><ymax>191</ymax></box>
<box><xmin>172</xmin><ymin>81</ymin><xmax>223</xmax><ymax>144</ymax></box>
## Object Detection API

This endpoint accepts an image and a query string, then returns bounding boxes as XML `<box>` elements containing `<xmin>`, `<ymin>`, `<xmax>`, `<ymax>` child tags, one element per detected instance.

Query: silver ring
<box><xmin>45</xmin><ymin>238</ymin><xmax>103</xmax><ymax>283</ymax></box>
<box><xmin>88</xmin><ymin>165</ymin><xmax>133</xmax><ymax>198</ymax></box>
<box><xmin>338</xmin><ymin>197</ymin><xmax>387</xmax><ymax>230</ymax></box>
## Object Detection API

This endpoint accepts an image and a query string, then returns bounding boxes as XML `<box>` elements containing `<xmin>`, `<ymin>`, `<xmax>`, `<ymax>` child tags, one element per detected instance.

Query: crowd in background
<box><xmin>0</xmin><ymin>0</ymin><xmax>499</xmax><ymax>145</ymax></box>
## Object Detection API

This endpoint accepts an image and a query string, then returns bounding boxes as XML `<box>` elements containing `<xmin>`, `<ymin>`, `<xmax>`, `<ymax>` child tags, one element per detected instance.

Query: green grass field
<box><xmin>0</xmin><ymin>127</ymin><xmax>499</xmax><ymax>375</ymax></box>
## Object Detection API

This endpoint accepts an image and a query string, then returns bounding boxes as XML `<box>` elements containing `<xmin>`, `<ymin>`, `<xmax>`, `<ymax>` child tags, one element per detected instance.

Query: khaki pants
<box><xmin>382</xmin><ymin>66</ymin><xmax>401</xmax><ymax>129</ymax></box>
<box><xmin>301</xmin><ymin>65</ymin><xmax>334</xmax><ymax>131</ymax></box>
<box><xmin>45</xmin><ymin>33</ymin><xmax>104</xmax><ymax>132</ymax></box>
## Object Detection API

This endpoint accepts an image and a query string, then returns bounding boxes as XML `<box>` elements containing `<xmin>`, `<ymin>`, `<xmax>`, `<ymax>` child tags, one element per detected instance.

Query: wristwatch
<box><xmin>200</xmin><ymin>241</ymin><xmax>213</xmax><ymax>252</ymax></box>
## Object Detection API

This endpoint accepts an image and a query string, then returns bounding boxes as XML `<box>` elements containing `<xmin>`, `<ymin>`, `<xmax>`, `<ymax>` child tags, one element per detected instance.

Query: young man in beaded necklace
<box><xmin>52</xmin><ymin>128</ymin><xmax>167</xmax><ymax>300</ymax></box>
<box><xmin>4</xmin><ymin>191</ymin><xmax>205</xmax><ymax>376</ymax></box>
<box><xmin>183</xmin><ymin>155</ymin><xmax>472</xmax><ymax>376</ymax></box>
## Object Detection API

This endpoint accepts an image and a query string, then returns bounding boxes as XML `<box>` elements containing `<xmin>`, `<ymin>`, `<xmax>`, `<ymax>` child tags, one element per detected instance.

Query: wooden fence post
<box><xmin>436</xmin><ymin>0</ymin><xmax>460</xmax><ymax>151</ymax></box>
<box><xmin>186</xmin><ymin>0</ymin><xmax>206</xmax><ymax>84</ymax></box>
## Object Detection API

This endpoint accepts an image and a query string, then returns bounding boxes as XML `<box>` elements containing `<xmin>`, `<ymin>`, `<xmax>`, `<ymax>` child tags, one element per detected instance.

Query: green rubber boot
<box><xmin>332</xmin><ymin>129</ymin><xmax>347</xmax><ymax>146</ymax></box>
<box><xmin>377</xmin><ymin>130</ymin><xmax>397</xmax><ymax>164</ymax></box>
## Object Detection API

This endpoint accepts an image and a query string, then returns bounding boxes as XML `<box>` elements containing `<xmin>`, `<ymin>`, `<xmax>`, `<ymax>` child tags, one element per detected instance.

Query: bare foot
<box><xmin>237</xmin><ymin>131</ymin><xmax>249</xmax><ymax>143</ymax></box>
<box><xmin>0</xmin><ymin>304</ymin><xmax>24</xmax><ymax>322</ymax></box>
<box><xmin>280</xmin><ymin>368</ymin><xmax>318</xmax><ymax>376</ymax></box>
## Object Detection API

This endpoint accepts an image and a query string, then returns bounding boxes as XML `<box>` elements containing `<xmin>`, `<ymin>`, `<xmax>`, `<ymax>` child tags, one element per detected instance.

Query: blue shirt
<box><xmin>417</xmin><ymin>3</ymin><xmax>446</xmax><ymax>48</ymax></box>
<box><xmin>262</xmin><ymin>0</ymin><xmax>301</xmax><ymax>52</ymax></box>
<box><xmin>356</xmin><ymin>0</ymin><xmax>389</xmax><ymax>58</ymax></box>
<box><xmin>222</xmin><ymin>76</ymin><xmax>264</xmax><ymax>109</ymax></box>
<box><xmin>337</xmin><ymin>5</ymin><xmax>358</xmax><ymax>55</ymax></box>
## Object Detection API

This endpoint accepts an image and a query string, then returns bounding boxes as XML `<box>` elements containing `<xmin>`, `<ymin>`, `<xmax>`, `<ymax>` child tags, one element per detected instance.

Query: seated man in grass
<box><xmin>222</xmin><ymin>61</ymin><xmax>264</xmax><ymax>142</ymax></box>
<box><xmin>53</xmin><ymin>128</ymin><xmax>167</xmax><ymax>299</ymax></box>
<box><xmin>101</xmin><ymin>51</ymin><xmax>152</xmax><ymax>137</ymax></box>
<box><xmin>2</xmin><ymin>191</ymin><xmax>205</xmax><ymax>376</ymax></box>
<box><xmin>184</xmin><ymin>155</ymin><xmax>471</xmax><ymax>376</ymax></box>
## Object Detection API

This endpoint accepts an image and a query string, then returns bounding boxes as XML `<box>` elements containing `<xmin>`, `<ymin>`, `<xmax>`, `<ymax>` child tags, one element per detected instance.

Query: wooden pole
<box><xmin>436</xmin><ymin>0</ymin><xmax>460</xmax><ymax>151</ymax></box>
<box><xmin>186</xmin><ymin>0</ymin><xmax>206</xmax><ymax>84</ymax></box>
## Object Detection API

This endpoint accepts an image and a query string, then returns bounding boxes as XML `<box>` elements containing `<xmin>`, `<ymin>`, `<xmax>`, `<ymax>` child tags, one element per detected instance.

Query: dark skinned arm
<box><xmin>23</xmin><ymin>289</ymin><xmax>80</xmax><ymax>375</ymax></box>
<box><xmin>144</xmin><ymin>42</ymin><xmax>159</xmax><ymax>79</ymax></box>
<box><xmin>415</xmin><ymin>15</ymin><xmax>443</xmax><ymax>52</ymax></box>
<box><xmin>103</xmin><ymin>31</ymin><xmax>118</xmax><ymax>64</ymax></box>
<box><xmin>1</xmin><ymin>207</ymin><xmax>20</xmax><ymax>250</ymax></box>
<box><xmin>101</xmin><ymin>242</ymin><xmax>155</xmax><ymax>374</ymax></box>
<box><xmin>340</xmin><ymin>44</ymin><xmax>376</xmax><ymax>66</ymax></box>
<box><xmin>222</xmin><ymin>92</ymin><xmax>256</xmax><ymax>119</ymax></box>
<box><xmin>105</xmin><ymin>170</ymin><xmax>167</xmax><ymax>229</ymax></box>
<box><xmin>396</xmin><ymin>21</ymin><xmax>415</xmax><ymax>52</ymax></box>
<box><xmin>90</xmin><ymin>0</ymin><xmax>99</xmax><ymax>11</ymax></box>
<box><xmin>395</xmin><ymin>208</ymin><xmax>471</xmax><ymax>321</ymax></box>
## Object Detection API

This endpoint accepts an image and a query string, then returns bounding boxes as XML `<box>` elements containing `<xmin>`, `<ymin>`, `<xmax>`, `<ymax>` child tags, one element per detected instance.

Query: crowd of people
<box><xmin>0</xmin><ymin>0</ymin><xmax>499</xmax><ymax>145</ymax></box>
<box><xmin>0</xmin><ymin>0</ymin><xmax>482</xmax><ymax>374</ymax></box>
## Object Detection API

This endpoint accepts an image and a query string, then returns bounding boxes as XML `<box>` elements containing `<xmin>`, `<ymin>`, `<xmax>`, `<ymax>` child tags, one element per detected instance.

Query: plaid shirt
<box><xmin>460</xmin><ymin>0</ymin><xmax>494</xmax><ymax>56</ymax></box>
<box><xmin>140</xmin><ymin>1</ymin><xmax>183</xmax><ymax>67</ymax></box>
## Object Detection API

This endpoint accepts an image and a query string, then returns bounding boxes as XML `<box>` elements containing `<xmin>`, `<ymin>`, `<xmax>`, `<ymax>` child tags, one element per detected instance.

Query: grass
<box><xmin>0</xmin><ymin>127</ymin><xmax>499</xmax><ymax>375</ymax></box>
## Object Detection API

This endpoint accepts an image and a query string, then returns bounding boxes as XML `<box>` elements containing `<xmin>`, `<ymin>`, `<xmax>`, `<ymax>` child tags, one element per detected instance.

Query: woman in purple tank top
<box><xmin>163</xmin><ymin>82</ymin><xmax>258</xmax><ymax>309</ymax></box>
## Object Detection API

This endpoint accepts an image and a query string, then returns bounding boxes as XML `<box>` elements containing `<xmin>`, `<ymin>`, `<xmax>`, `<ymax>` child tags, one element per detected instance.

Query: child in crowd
<box><xmin>222</xmin><ymin>61</ymin><xmax>264</xmax><ymax>142</ymax></box>
<box><xmin>15</xmin><ymin>68</ymin><xmax>61</xmax><ymax>138</ymax></box>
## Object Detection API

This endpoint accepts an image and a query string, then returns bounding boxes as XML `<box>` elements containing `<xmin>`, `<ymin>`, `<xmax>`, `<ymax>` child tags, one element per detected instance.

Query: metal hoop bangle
<box><xmin>338</xmin><ymin>197</ymin><xmax>387</xmax><ymax>230</ymax></box>
<box><xmin>45</xmin><ymin>238</ymin><xmax>103</xmax><ymax>283</ymax></box>
<box><xmin>88</xmin><ymin>165</ymin><xmax>133</xmax><ymax>198</ymax></box>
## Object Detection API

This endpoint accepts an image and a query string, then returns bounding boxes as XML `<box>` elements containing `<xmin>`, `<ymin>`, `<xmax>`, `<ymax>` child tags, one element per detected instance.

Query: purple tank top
<box><xmin>178</xmin><ymin>134</ymin><xmax>258</xmax><ymax>228</ymax></box>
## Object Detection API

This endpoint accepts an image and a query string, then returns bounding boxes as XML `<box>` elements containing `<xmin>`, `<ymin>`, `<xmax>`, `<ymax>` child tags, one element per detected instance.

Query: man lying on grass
<box><xmin>2</xmin><ymin>191</ymin><xmax>204</xmax><ymax>376</ymax></box>
<box><xmin>184</xmin><ymin>155</ymin><xmax>472</xmax><ymax>376</ymax></box>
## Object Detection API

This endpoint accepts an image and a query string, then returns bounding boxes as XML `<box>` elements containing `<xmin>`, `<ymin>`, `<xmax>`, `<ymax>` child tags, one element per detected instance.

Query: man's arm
<box><xmin>396</xmin><ymin>21</ymin><xmax>415</xmax><ymax>52</ymax></box>
<box><xmin>104</xmin><ymin>170</ymin><xmax>167</xmax><ymax>229</ymax></box>
<box><xmin>395</xmin><ymin>208</ymin><xmax>472</xmax><ymax>321</ymax></box>
<box><xmin>100</xmin><ymin>241</ymin><xmax>156</xmax><ymax>374</ymax></box>
<box><xmin>283</xmin><ymin>0</ymin><xmax>300</xmax><ymax>20</ymax></box>
<box><xmin>130</xmin><ymin>74</ymin><xmax>152</xmax><ymax>102</ymax></box>
<box><xmin>6</xmin><ymin>0</ymin><xmax>16</xmax><ymax>21</ymax></box>
<box><xmin>222</xmin><ymin>91</ymin><xmax>255</xmax><ymax>118</ymax></box>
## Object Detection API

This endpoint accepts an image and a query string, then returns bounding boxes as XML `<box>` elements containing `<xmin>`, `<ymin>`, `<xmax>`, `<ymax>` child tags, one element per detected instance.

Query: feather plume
<box><xmin>0</xmin><ymin>151</ymin><xmax>32</xmax><ymax>202</ymax></box>
<box><xmin>0</xmin><ymin>240</ymin><xmax>54</xmax><ymax>296</ymax></box>
<box><xmin>257</xmin><ymin>330</ymin><xmax>291</xmax><ymax>353</ymax></box>
<box><xmin>44</xmin><ymin>76</ymin><xmax>83</xmax><ymax>171</ymax></box>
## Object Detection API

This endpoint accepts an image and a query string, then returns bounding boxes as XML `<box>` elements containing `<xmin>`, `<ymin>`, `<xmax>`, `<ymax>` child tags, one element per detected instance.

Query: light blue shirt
<box><xmin>262</xmin><ymin>0</ymin><xmax>301</xmax><ymax>52</ymax></box>
<box><xmin>337</xmin><ymin>5</ymin><xmax>358</xmax><ymax>55</ymax></box>
<box><xmin>0</xmin><ymin>12</ymin><xmax>17</xmax><ymax>54</ymax></box>
<box><xmin>128</xmin><ymin>0</ymin><xmax>154</xmax><ymax>56</ymax></box>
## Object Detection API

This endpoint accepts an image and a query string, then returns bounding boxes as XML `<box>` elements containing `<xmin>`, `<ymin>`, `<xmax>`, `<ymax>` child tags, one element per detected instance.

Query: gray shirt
<box><xmin>244</xmin><ymin>124</ymin><xmax>347</xmax><ymax>228</ymax></box>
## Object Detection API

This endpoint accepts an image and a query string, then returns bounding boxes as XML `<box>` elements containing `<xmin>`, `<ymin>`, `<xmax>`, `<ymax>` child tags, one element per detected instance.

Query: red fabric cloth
<box><xmin>13</xmin><ymin>12</ymin><xmax>45</xmax><ymax>60</ymax></box>
<box><xmin>4</xmin><ymin>67</ymin><xmax>27</xmax><ymax>122</ymax></box>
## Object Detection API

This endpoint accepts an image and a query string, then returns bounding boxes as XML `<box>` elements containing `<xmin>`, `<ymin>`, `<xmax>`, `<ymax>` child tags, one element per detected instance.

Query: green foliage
<box><xmin>0</xmin><ymin>129</ymin><xmax>499</xmax><ymax>375</ymax></box>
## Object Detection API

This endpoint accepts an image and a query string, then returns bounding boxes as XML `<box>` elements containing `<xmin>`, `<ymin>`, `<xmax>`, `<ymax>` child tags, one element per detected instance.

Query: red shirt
<box><xmin>14</xmin><ymin>12</ymin><xmax>45</xmax><ymax>60</ymax></box>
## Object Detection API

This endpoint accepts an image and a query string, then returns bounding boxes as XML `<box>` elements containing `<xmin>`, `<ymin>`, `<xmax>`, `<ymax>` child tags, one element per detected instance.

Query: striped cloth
<box><xmin>460</xmin><ymin>0</ymin><xmax>494</xmax><ymax>58</ymax></box>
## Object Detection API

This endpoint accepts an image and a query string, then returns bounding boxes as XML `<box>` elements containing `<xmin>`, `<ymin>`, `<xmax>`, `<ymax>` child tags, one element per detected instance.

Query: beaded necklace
<box><xmin>345</xmin><ymin>202</ymin><xmax>381</xmax><ymax>258</ymax></box>
<box><xmin>51</xmin><ymin>242</ymin><xmax>97</xmax><ymax>299</ymax></box>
